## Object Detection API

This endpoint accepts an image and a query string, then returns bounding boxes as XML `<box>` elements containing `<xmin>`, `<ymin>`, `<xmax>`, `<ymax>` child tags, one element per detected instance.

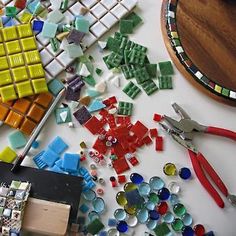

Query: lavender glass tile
<box><xmin>73</xmin><ymin>106</ymin><xmax>92</xmax><ymax>125</ymax></box>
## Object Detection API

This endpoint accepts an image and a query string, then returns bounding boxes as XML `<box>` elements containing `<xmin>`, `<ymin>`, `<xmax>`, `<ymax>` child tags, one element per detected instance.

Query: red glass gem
<box><xmin>157</xmin><ymin>201</ymin><xmax>168</xmax><ymax>215</ymax></box>
<box><xmin>194</xmin><ymin>224</ymin><xmax>205</xmax><ymax>236</ymax></box>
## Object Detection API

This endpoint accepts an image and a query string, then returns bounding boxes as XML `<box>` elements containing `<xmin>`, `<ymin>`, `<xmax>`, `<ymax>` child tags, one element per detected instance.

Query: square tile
<box><xmin>12</xmin><ymin>67</ymin><xmax>28</xmax><ymax>82</ymax></box>
<box><xmin>5</xmin><ymin>40</ymin><xmax>21</xmax><ymax>54</ymax></box>
<box><xmin>16</xmin><ymin>81</ymin><xmax>33</xmax><ymax>98</ymax></box>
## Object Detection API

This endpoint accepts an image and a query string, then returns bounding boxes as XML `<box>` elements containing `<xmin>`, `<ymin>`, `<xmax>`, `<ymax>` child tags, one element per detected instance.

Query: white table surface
<box><xmin>1</xmin><ymin>1</ymin><xmax>236</xmax><ymax>235</ymax></box>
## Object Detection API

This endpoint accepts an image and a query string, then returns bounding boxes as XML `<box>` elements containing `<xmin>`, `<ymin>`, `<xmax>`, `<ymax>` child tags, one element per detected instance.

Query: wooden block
<box><xmin>23</xmin><ymin>198</ymin><xmax>70</xmax><ymax>236</ymax></box>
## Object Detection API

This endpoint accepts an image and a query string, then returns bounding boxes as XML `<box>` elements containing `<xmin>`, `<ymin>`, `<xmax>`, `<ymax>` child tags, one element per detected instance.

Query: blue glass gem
<box><xmin>170</xmin><ymin>194</ymin><xmax>180</xmax><ymax>206</ymax></box>
<box><xmin>145</xmin><ymin>200</ymin><xmax>155</xmax><ymax>210</ymax></box>
<box><xmin>146</xmin><ymin>219</ymin><xmax>158</xmax><ymax>230</ymax></box>
<box><xmin>204</xmin><ymin>231</ymin><xmax>215</xmax><ymax>236</ymax></box>
<box><xmin>114</xmin><ymin>209</ymin><xmax>127</xmax><ymax>221</ymax></box>
<box><xmin>138</xmin><ymin>182</ymin><xmax>151</xmax><ymax>197</ymax></box>
<box><xmin>130</xmin><ymin>173</ymin><xmax>144</xmax><ymax>185</ymax></box>
<box><xmin>179</xmin><ymin>167</ymin><xmax>191</xmax><ymax>180</ymax></box>
<box><xmin>182</xmin><ymin>226</ymin><xmax>194</xmax><ymax>236</ymax></box>
<box><xmin>149</xmin><ymin>176</ymin><xmax>165</xmax><ymax>191</ymax></box>
<box><xmin>149</xmin><ymin>210</ymin><xmax>160</xmax><ymax>221</ymax></box>
<box><xmin>82</xmin><ymin>189</ymin><xmax>96</xmax><ymax>201</ymax></box>
<box><xmin>163</xmin><ymin>212</ymin><xmax>175</xmax><ymax>223</ymax></box>
<box><xmin>92</xmin><ymin>197</ymin><xmax>105</xmax><ymax>213</ymax></box>
<box><xmin>88</xmin><ymin>211</ymin><xmax>100</xmax><ymax>222</ymax></box>
<box><xmin>181</xmin><ymin>213</ymin><xmax>193</xmax><ymax>226</ymax></box>
<box><xmin>158</xmin><ymin>188</ymin><xmax>170</xmax><ymax>200</ymax></box>
<box><xmin>137</xmin><ymin>208</ymin><xmax>149</xmax><ymax>223</ymax></box>
<box><xmin>117</xmin><ymin>221</ymin><xmax>128</xmax><ymax>233</ymax></box>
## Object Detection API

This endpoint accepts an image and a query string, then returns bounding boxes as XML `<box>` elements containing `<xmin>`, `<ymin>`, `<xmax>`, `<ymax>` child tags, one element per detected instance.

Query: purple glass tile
<box><xmin>65</xmin><ymin>87</ymin><xmax>81</xmax><ymax>101</ymax></box>
<box><xmin>73</xmin><ymin>106</ymin><xmax>92</xmax><ymax>125</ymax></box>
<box><xmin>67</xmin><ymin>29</ymin><xmax>85</xmax><ymax>45</ymax></box>
<box><xmin>68</xmin><ymin>76</ymin><xmax>85</xmax><ymax>92</ymax></box>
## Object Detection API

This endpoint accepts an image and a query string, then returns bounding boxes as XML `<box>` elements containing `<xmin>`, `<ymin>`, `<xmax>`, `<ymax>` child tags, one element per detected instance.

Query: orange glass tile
<box><xmin>27</xmin><ymin>103</ymin><xmax>45</xmax><ymax>123</ymax></box>
<box><xmin>34</xmin><ymin>92</ymin><xmax>53</xmax><ymax>108</ymax></box>
<box><xmin>20</xmin><ymin>118</ymin><xmax>37</xmax><ymax>135</ymax></box>
<box><xmin>12</xmin><ymin>98</ymin><xmax>31</xmax><ymax>113</ymax></box>
<box><xmin>5</xmin><ymin>110</ymin><xmax>23</xmax><ymax>128</ymax></box>
<box><xmin>0</xmin><ymin>104</ymin><xmax>9</xmax><ymax>120</ymax></box>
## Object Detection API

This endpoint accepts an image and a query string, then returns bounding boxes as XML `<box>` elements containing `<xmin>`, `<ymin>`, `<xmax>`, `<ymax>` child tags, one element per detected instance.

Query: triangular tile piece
<box><xmin>111</xmin><ymin>76</ymin><xmax>120</xmax><ymax>88</ymax></box>
<box><xmin>95</xmin><ymin>80</ymin><xmax>106</xmax><ymax>93</ymax></box>
<box><xmin>88</xmin><ymin>100</ymin><xmax>106</xmax><ymax>113</ymax></box>
<box><xmin>60</xmin><ymin>111</ymin><xmax>68</xmax><ymax>122</ymax></box>
<box><xmin>86</xmin><ymin>89</ymin><xmax>101</xmax><ymax>98</ymax></box>
<box><xmin>79</xmin><ymin>96</ymin><xmax>91</xmax><ymax>106</ymax></box>
<box><xmin>79</xmin><ymin>64</ymin><xmax>90</xmax><ymax>77</ymax></box>
<box><xmin>98</xmin><ymin>41</ymin><xmax>107</xmax><ymax>50</ymax></box>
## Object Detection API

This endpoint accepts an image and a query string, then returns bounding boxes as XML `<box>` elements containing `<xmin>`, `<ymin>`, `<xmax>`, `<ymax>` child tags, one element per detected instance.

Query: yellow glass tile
<box><xmin>16</xmin><ymin>81</ymin><xmax>33</xmax><ymax>98</ymax></box>
<box><xmin>0</xmin><ymin>57</ymin><xmax>9</xmax><ymax>70</ymax></box>
<box><xmin>0</xmin><ymin>70</ymin><xmax>12</xmax><ymax>86</ymax></box>
<box><xmin>19</xmin><ymin>11</ymin><xmax>33</xmax><ymax>24</ymax></box>
<box><xmin>2</xmin><ymin>26</ymin><xmax>18</xmax><ymax>41</ymax></box>
<box><xmin>215</xmin><ymin>85</ymin><xmax>222</xmax><ymax>93</ymax></box>
<box><xmin>32</xmin><ymin>78</ymin><xmax>48</xmax><ymax>94</ymax></box>
<box><xmin>28</xmin><ymin>64</ymin><xmax>44</xmax><ymax>78</ymax></box>
<box><xmin>21</xmin><ymin>37</ymin><xmax>37</xmax><ymax>51</ymax></box>
<box><xmin>0</xmin><ymin>84</ymin><xmax>17</xmax><ymax>102</ymax></box>
<box><xmin>12</xmin><ymin>66</ymin><xmax>28</xmax><ymax>82</ymax></box>
<box><xmin>24</xmin><ymin>50</ymin><xmax>41</xmax><ymax>64</ymax></box>
<box><xmin>5</xmin><ymin>40</ymin><xmax>21</xmax><ymax>55</ymax></box>
<box><xmin>0</xmin><ymin>43</ymin><xmax>5</xmax><ymax>56</ymax></box>
<box><xmin>9</xmin><ymin>53</ymin><xmax>25</xmax><ymax>68</ymax></box>
<box><xmin>0</xmin><ymin>33</ymin><xmax>2</xmax><ymax>42</ymax></box>
<box><xmin>17</xmin><ymin>24</ymin><xmax>33</xmax><ymax>38</ymax></box>
<box><xmin>171</xmin><ymin>32</ymin><xmax>178</xmax><ymax>39</ymax></box>
<box><xmin>0</xmin><ymin>146</ymin><xmax>17</xmax><ymax>163</ymax></box>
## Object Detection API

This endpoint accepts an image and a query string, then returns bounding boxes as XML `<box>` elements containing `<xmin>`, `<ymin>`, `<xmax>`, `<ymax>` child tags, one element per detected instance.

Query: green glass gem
<box><xmin>154</xmin><ymin>222</ymin><xmax>171</xmax><ymax>235</ymax></box>
<box><xmin>171</xmin><ymin>218</ymin><xmax>184</xmax><ymax>232</ymax></box>
<box><xmin>148</xmin><ymin>192</ymin><xmax>159</xmax><ymax>204</ymax></box>
<box><xmin>173</xmin><ymin>203</ymin><xmax>186</xmax><ymax>217</ymax></box>
<box><xmin>116</xmin><ymin>191</ymin><xmax>128</xmax><ymax>207</ymax></box>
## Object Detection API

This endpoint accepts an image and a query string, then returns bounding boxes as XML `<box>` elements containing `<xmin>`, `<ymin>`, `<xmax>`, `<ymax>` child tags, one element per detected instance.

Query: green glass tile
<box><xmin>106</xmin><ymin>52</ymin><xmax>123</xmax><ymax>68</ymax></box>
<box><xmin>134</xmin><ymin>67</ymin><xmax>151</xmax><ymax>84</ymax></box>
<box><xmin>222</xmin><ymin>88</ymin><xmax>230</xmax><ymax>96</ymax></box>
<box><xmin>87</xmin><ymin>218</ymin><xmax>104</xmax><ymax>235</ymax></box>
<box><xmin>118</xmin><ymin>101</ymin><xmax>133</xmax><ymax>116</ymax></box>
<box><xmin>158</xmin><ymin>76</ymin><xmax>173</xmax><ymax>89</ymax></box>
<box><xmin>159</xmin><ymin>61</ymin><xmax>174</xmax><ymax>75</ymax></box>
<box><xmin>121</xmin><ymin>64</ymin><xmax>136</xmax><ymax>79</ymax></box>
<box><xmin>83</xmin><ymin>75</ymin><xmax>96</xmax><ymax>86</ymax></box>
<box><xmin>141</xmin><ymin>80</ymin><xmax>159</xmax><ymax>95</ymax></box>
<box><xmin>154</xmin><ymin>222</ymin><xmax>171</xmax><ymax>236</ymax></box>
<box><xmin>124</xmin><ymin>12</ymin><xmax>143</xmax><ymax>28</ymax></box>
<box><xmin>106</xmin><ymin>37</ymin><xmax>121</xmax><ymax>53</ymax></box>
<box><xmin>128</xmin><ymin>49</ymin><xmax>146</xmax><ymax>65</ymax></box>
<box><xmin>123</xmin><ymin>81</ymin><xmax>141</xmax><ymax>99</ymax></box>
<box><xmin>146</xmin><ymin>64</ymin><xmax>158</xmax><ymax>78</ymax></box>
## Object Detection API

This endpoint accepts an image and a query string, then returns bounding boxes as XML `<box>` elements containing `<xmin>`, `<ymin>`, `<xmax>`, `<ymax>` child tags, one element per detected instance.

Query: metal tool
<box><xmin>11</xmin><ymin>88</ymin><xmax>66</xmax><ymax>172</ymax></box>
<box><xmin>159</xmin><ymin>103</ymin><xmax>236</xmax><ymax>208</ymax></box>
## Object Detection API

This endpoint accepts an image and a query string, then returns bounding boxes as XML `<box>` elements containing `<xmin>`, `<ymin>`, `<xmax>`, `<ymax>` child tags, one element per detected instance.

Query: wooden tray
<box><xmin>161</xmin><ymin>0</ymin><xmax>236</xmax><ymax>106</ymax></box>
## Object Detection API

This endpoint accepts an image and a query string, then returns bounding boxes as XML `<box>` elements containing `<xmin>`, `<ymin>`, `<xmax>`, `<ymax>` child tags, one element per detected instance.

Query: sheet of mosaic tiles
<box><xmin>2</xmin><ymin>0</ymin><xmax>137</xmax><ymax>79</ymax></box>
<box><xmin>0</xmin><ymin>0</ymin><xmax>235</xmax><ymax>236</ymax></box>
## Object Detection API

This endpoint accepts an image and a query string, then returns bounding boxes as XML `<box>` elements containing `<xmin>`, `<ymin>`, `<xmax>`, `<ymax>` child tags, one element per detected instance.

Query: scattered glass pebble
<box><xmin>130</xmin><ymin>173</ymin><xmax>144</xmax><ymax>185</ymax></box>
<box><xmin>182</xmin><ymin>226</ymin><xmax>195</xmax><ymax>236</ymax></box>
<box><xmin>126</xmin><ymin>215</ymin><xmax>138</xmax><ymax>227</ymax></box>
<box><xmin>163</xmin><ymin>163</ymin><xmax>177</xmax><ymax>176</ymax></box>
<box><xmin>88</xmin><ymin>211</ymin><xmax>100</xmax><ymax>222</ymax></box>
<box><xmin>138</xmin><ymin>182</ymin><xmax>151</xmax><ymax>196</ymax></box>
<box><xmin>83</xmin><ymin>189</ymin><xmax>96</xmax><ymax>201</ymax></box>
<box><xmin>124</xmin><ymin>205</ymin><xmax>137</xmax><ymax>215</ymax></box>
<box><xmin>124</xmin><ymin>182</ymin><xmax>138</xmax><ymax>192</ymax></box>
<box><xmin>149</xmin><ymin>176</ymin><xmax>165</xmax><ymax>191</ymax></box>
<box><xmin>108</xmin><ymin>228</ymin><xmax>120</xmax><ymax>236</ymax></box>
<box><xmin>149</xmin><ymin>210</ymin><xmax>160</xmax><ymax>221</ymax></box>
<box><xmin>92</xmin><ymin>197</ymin><xmax>105</xmax><ymax>213</ymax></box>
<box><xmin>182</xmin><ymin>213</ymin><xmax>193</xmax><ymax>226</ymax></box>
<box><xmin>171</xmin><ymin>218</ymin><xmax>184</xmax><ymax>232</ymax></box>
<box><xmin>116</xmin><ymin>192</ymin><xmax>128</xmax><ymax>207</ymax></box>
<box><xmin>148</xmin><ymin>192</ymin><xmax>159</xmax><ymax>205</ymax></box>
<box><xmin>114</xmin><ymin>209</ymin><xmax>127</xmax><ymax>221</ymax></box>
<box><xmin>145</xmin><ymin>201</ymin><xmax>156</xmax><ymax>210</ymax></box>
<box><xmin>157</xmin><ymin>201</ymin><xmax>168</xmax><ymax>215</ymax></box>
<box><xmin>170</xmin><ymin>194</ymin><xmax>180</xmax><ymax>206</ymax></box>
<box><xmin>163</xmin><ymin>212</ymin><xmax>175</xmax><ymax>223</ymax></box>
<box><xmin>146</xmin><ymin>219</ymin><xmax>158</xmax><ymax>230</ymax></box>
<box><xmin>194</xmin><ymin>224</ymin><xmax>206</xmax><ymax>236</ymax></box>
<box><xmin>179</xmin><ymin>167</ymin><xmax>192</xmax><ymax>180</ymax></box>
<box><xmin>158</xmin><ymin>187</ymin><xmax>170</xmax><ymax>200</ymax></box>
<box><xmin>168</xmin><ymin>181</ymin><xmax>181</xmax><ymax>194</ymax></box>
<box><xmin>117</xmin><ymin>221</ymin><xmax>128</xmax><ymax>233</ymax></box>
<box><xmin>137</xmin><ymin>208</ymin><xmax>149</xmax><ymax>223</ymax></box>
<box><xmin>173</xmin><ymin>203</ymin><xmax>187</xmax><ymax>217</ymax></box>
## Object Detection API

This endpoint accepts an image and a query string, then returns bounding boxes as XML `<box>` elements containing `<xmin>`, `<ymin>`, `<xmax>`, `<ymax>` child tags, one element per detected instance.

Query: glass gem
<box><xmin>116</xmin><ymin>192</ymin><xmax>128</xmax><ymax>207</ymax></box>
<box><xmin>92</xmin><ymin>197</ymin><xmax>105</xmax><ymax>213</ymax></box>
<box><xmin>124</xmin><ymin>182</ymin><xmax>138</xmax><ymax>192</ymax></box>
<box><xmin>138</xmin><ymin>182</ymin><xmax>151</xmax><ymax>197</ymax></box>
<box><xmin>149</xmin><ymin>176</ymin><xmax>165</xmax><ymax>191</ymax></box>
<box><xmin>145</xmin><ymin>200</ymin><xmax>156</xmax><ymax>210</ymax></box>
<box><xmin>148</xmin><ymin>192</ymin><xmax>159</xmax><ymax>204</ymax></box>
<box><xmin>117</xmin><ymin>221</ymin><xmax>128</xmax><ymax>233</ymax></box>
<box><xmin>182</xmin><ymin>226</ymin><xmax>194</xmax><ymax>236</ymax></box>
<box><xmin>194</xmin><ymin>224</ymin><xmax>205</xmax><ymax>236</ymax></box>
<box><xmin>88</xmin><ymin>211</ymin><xmax>100</xmax><ymax>222</ymax></box>
<box><xmin>114</xmin><ymin>209</ymin><xmax>127</xmax><ymax>221</ymax></box>
<box><xmin>146</xmin><ymin>219</ymin><xmax>158</xmax><ymax>230</ymax></box>
<box><xmin>82</xmin><ymin>189</ymin><xmax>96</xmax><ymax>201</ymax></box>
<box><xmin>163</xmin><ymin>163</ymin><xmax>177</xmax><ymax>176</ymax></box>
<box><xmin>149</xmin><ymin>210</ymin><xmax>160</xmax><ymax>220</ymax></box>
<box><xmin>157</xmin><ymin>201</ymin><xmax>168</xmax><ymax>215</ymax></box>
<box><xmin>179</xmin><ymin>167</ymin><xmax>191</xmax><ymax>180</ymax></box>
<box><xmin>124</xmin><ymin>205</ymin><xmax>136</xmax><ymax>215</ymax></box>
<box><xmin>182</xmin><ymin>213</ymin><xmax>193</xmax><ymax>226</ymax></box>
<box><xmin>158</xmin><ymin>187</ymin><xmax>170</xmax><ymax>200</ymax></box>
<box><xmin>130</xmin><ymin>173</ymin><xmax>144</xmax><ymax>185</ymax></box>
<box><xmin>163</xmin><ymin>212</ymin><xmax>174</xmax><ymax>223</ymax></box>
<box><xmin>170</xmin><ymin>194</ymin><xmax>180</xmax><ymax>206</ymax></box>
<box><xmin>173</xmin><ymin>203</ymin><xmax>186</xmax><ymax>217</ymax></box>
<box><xmin>171</xmin><ymin>218</ymin><xmax>184</xmax><ymax>232</ymax></box>
<box><xmin>137</xmin><ymin>208</ymin><xmax>149</xmax><ymax>223</ymax></box>
<box><xmin>108</xmin><ymin>228</ymin><xmax>120</xmax><ymax>236</ymax></box>
<box><xmin>168</xmin><ymin>182</ymin><xmax>181</xmax><ymax>194</ymax></box>
<box><xmin>126</xmin><ymin>215</ymin><xmax>138</xmax><ymax>227</ymax></box>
